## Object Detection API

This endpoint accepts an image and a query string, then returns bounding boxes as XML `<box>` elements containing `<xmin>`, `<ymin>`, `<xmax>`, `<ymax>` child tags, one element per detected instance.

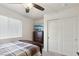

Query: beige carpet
<box><xmin>42</xmin><ymin>51</ymin><xmax>65</xmax><ymax>56</ymax></box>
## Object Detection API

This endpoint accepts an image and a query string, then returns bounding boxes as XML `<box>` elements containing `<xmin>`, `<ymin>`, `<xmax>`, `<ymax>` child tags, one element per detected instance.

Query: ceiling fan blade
<box><xmin>33</xmin><ymin>3</ymin><xmax>45</xmax><ymax>11</ymax></box>
<box><xmin>25</xmin><ymin>7</ymin><xmax>30</xmax><ymax>13</ymax></box>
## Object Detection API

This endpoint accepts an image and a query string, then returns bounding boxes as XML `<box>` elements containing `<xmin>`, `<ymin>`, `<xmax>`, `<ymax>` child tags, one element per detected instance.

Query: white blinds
<box><xmin>0</xmin><ymin>15</ymin><xmax>22</xmax><ymax>39</ymax></box>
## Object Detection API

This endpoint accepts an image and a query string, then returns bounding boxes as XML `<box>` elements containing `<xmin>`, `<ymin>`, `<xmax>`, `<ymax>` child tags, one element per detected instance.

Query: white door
<box><xmin>48</xmin><ymin>17</ymin><xmax>77</xmax><ymax>55</ymax></box>
<box><xmin>77</xmin><ymin>17</ymin><xmax>79</xmax><ymax>53</ymax></box>
<box><xmin>62</xmin><ymin>17</ymin><xmax>77</xmax><ymax>56</ymax></box>
<box><xmin>48</xmin><ymin>19</ymin><xmax>63</xmax><ymax>53</ymax></box>
<box><xmin>56</xmin><ymin>20</ymin><xmax>63</xmax><ymax>53</ymax></box>
<box><xmin>48</xmin><ymin>20</ymin><xmax>58</xmax><ymax>52</ymax></box>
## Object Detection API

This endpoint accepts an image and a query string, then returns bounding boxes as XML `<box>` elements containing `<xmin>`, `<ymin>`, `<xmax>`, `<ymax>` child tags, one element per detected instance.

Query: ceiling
<box><xmin>0</xmin><ymin>3</ymin><xmax>79</xmax><ymax>19</ymax></box>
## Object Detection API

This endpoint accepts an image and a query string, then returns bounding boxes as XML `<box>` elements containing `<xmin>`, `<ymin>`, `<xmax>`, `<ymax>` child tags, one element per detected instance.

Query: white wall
<box><xmin>34</xmin><ymin>18</ymin><xmax>44</xmax><ymax>25</ymax></box>
<box><xmin>0</xmin><ymin>5</ymin><xmax>33</xmax><ymax>43</ymax></box>
<box><xmin>44</xmin><ymin>6</ymin><xmax>79</xmax><ymax>51</ymax></box>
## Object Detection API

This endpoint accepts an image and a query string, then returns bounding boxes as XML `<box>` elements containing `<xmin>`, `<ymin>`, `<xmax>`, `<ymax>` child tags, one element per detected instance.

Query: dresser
<box><xmin>33</xmin><ymin>31</ymin><xmax>44</xmax><ymax>53</ymax></box>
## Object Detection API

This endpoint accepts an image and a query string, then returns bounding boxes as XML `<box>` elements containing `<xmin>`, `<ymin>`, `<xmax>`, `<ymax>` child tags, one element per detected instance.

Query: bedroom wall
<box><xmin>33</xmin><ymin>18</ymin><xmax>44</xmax><ymax>31</ymax></box>
<box><xmin>34</xmin><ymin>18</ymin><xmax>44</xmax><ymax>25</ymax></box>
<box><xmin>44</xmin><ymin>6</ymin><xmax>79</xmax><ymax>51</ymax></box>
<box><xmin>0</xmin><ymin>5</ymin><xmax>33</xmax><ymax>43</ymax></box>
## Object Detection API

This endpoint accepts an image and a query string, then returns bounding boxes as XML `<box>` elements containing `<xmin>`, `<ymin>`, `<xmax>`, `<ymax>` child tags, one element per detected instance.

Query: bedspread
<box><xmin>0</xmin><ymin>41</ymin><xmax>41</xmax><ymax>56</ymax></box>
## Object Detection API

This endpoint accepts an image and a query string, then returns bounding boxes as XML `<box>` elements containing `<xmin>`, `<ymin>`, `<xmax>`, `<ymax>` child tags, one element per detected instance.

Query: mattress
<box><xmin>0</xmin><ymin>41</ymin><xmax>41</xmax><ymax>56</ymax></box>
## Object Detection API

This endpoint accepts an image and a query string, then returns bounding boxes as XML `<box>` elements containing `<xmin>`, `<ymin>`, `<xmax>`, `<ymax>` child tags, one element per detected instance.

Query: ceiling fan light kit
<box><xmin>25</xmin><ymin>7</ymin><xmax>30</xmax><ymax>13</ymax></box>
<box><xmin>23</xmin><ymin>3</ymin><xmax>45</xmax><ymax>13</ymax></box>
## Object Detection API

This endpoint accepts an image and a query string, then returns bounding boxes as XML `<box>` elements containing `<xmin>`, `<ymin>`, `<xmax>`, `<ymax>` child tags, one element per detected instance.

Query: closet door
<box><xmin>48</xmin><ymin>20</ymin><xmax>58</xmax><ymax>52</ymax></box>
<box><xmin>77</xmin><ymin>17</ymin><xmax>79</xmax><ymax>53</ymax></box>
<box><xmin>56</xmin><ymin>20</ymin><xmax>63</xmax><ymax>53</ymax></box>
<box><xmin>48</xmin><ymin>17</ymin><xmax>77</xmax><ymax>56</ymax></box>
<box><xmin>48</xmin><ymin>19</ymin><xmax>63</xmax><ymax>53</ymax></box>
<box><xmin>62</xmin><ymin>17</ymin><xmax>77</xmax><ymax>56</ymax></box>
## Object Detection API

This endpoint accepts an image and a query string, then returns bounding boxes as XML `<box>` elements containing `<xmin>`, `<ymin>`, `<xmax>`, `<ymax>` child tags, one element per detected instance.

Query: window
<box><xmin>0</xmin><ymin>15</ymin><xmax>22</xmax><ymax>39</ymax></box>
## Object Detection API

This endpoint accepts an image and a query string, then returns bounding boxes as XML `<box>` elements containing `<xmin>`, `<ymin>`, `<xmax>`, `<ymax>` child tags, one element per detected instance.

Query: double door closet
<box><xmin>47</xmin><ymin>16</ymin><xmax>79</xmax><ymax>56</ymax></box>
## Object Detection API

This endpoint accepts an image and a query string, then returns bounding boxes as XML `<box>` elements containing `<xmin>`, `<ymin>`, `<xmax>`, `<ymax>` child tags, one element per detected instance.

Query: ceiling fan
<box><xmin>23</xmin><ymin>3</ymin><xmax>45</xmax><ymax>13</ymax></box>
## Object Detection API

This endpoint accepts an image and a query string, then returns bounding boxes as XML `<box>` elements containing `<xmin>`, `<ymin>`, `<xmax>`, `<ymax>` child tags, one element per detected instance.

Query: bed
<box><xmin>0</xmin><ymin>41</ymin><xmax>41</xmax><ymax>56</ymax></box>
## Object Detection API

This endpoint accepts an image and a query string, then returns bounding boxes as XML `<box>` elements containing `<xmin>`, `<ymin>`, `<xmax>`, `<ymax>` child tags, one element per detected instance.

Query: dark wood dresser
<box><xmin>33</xmin><ymin>31</ymin><xmax>44</xmax><ymax>53</ymax></box>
